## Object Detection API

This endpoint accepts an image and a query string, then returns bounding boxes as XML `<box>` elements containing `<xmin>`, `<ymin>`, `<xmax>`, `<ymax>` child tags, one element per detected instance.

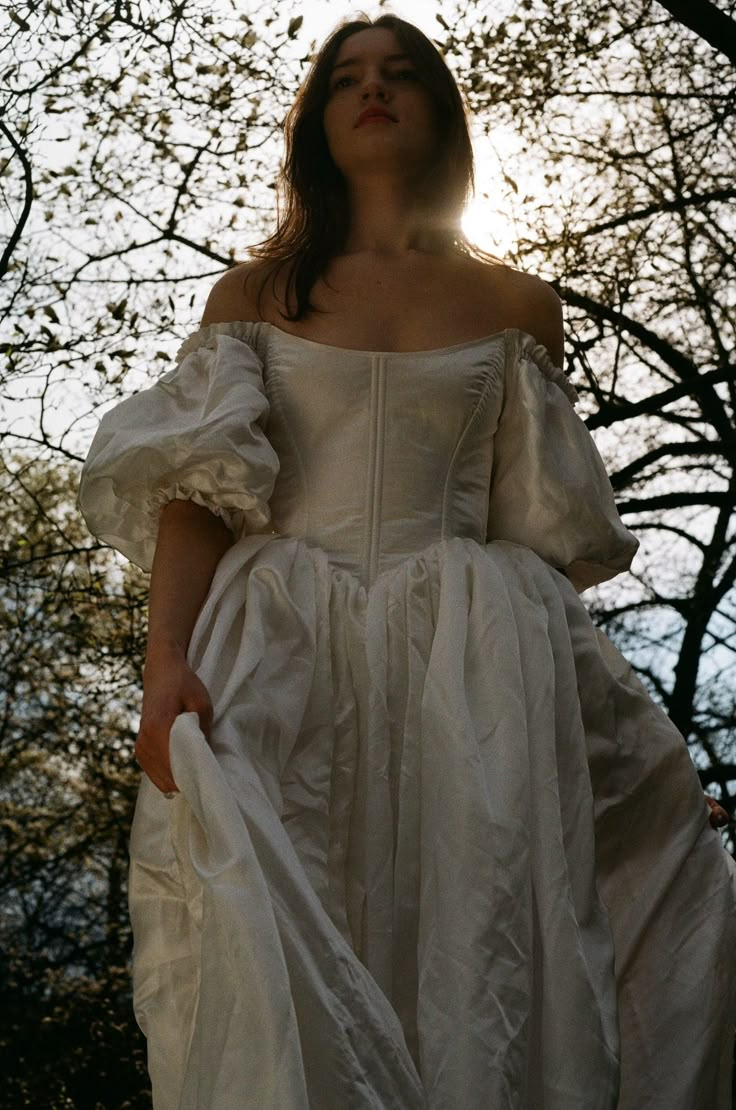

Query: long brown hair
<box><xmin>245</xmin><ymin>13</ymin><xmax>499</xmax><ymax>321</ymax></box>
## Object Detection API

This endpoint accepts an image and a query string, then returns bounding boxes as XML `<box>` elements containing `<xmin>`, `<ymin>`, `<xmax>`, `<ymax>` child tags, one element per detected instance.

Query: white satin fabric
<box><xmin>79</xmin><ymin>322</ymin><xmax>736</xmax><ymax>1109</ymax></box>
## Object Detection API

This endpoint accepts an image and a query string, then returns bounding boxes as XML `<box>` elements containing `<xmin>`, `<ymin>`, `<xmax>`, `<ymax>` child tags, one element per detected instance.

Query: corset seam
<box><xmin>361</xmin><ymin>355</ymin><xmax>387</xmax><ymax>587</ymax></box>
<box><xmin>440</xmin><ymin>332</ymin><xmax>506</xmax><ymax>540</ymax></box>
<box><xmin>264</xmin><ymin>330</ymin><xmax>310</xmax><ymax>536</ymax></box>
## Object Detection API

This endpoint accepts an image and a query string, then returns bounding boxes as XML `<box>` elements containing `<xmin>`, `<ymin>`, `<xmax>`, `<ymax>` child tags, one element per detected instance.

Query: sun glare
<box><xmin>462</xmin><ymin>130</ymin><xmax>522</xmax><ymax>261</ymax></box>
<box><xmin>462</xmin><ymin>192</ymin><xmax>508</xmax><ymax>257</ymax></box>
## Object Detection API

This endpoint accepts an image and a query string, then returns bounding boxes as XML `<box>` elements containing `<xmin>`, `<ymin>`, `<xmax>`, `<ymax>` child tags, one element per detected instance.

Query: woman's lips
<box><xmin>356</xmin><ymin>108</ymin><xmax>397</xmax><ymax>126</ymax></box>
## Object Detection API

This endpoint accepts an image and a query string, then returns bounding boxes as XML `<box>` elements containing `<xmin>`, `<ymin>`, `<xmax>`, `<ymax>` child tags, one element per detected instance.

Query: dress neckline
<box><xmin>262</xmin><ymin>321</ymin><xmax>509</xmax><ymax>358</ymax></box>
<box><xmin>174</xmin><ymin>320</ymin><xmax>576</xmax><ymax>403</ymax></box>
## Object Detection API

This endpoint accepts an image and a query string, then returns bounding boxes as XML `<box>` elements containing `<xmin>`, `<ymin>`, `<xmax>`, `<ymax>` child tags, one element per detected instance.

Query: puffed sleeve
<box><xmin>486</xmin><ymin>331</ymin><xmax>639</xmax><ymax>592</ymax></box>
<box><xmin>78</xmin><ymin>322</ymin><xmax>280</xmax><ymax>571</ymax></box>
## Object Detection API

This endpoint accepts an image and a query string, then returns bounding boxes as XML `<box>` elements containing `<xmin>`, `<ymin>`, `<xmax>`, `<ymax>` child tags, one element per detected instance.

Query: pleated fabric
<box><xmin>129</xmin><ymin>534</ymin><xmax>735</xmax><ymax>1109</ymax></box>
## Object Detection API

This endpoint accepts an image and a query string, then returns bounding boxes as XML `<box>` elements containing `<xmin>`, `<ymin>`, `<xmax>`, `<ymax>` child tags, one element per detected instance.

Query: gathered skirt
<box><xmin>129</xmin><ymin>534</ymin><xmax>736</xmax><ymax>1109</ymax></box>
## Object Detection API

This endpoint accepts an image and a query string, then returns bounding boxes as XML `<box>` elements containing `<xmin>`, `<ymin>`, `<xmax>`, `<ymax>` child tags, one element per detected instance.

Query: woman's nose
<box><xmin>361</xmin><ymin>76</ymin><xmax>388</xmax><ymax>99</ymax></box>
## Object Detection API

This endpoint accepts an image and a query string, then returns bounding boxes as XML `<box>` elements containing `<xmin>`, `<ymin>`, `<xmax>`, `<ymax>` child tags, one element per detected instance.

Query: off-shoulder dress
<box><xmin>79</xmin><ymin>322</ymin><xmax>736</xmax><ymax>1110</ymax></box>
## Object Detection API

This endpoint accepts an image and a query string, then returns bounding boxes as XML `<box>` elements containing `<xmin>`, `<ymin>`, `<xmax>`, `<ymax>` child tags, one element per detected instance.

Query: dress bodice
<box><xmin>78</xmin><ymin>320</ymin><xmax>637</xmax><ymax>592</ymax></box>
<box><xmin>260</xmin><ymin>328</ymin><xmax>506</xmax><ymax>586</ymax></box>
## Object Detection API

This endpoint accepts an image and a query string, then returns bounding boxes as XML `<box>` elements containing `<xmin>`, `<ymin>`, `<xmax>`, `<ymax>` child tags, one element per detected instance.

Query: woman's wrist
<box><xmin>144</xmin><ymin>637</ymin><xmax>188</xmax><ymax>670</ymax></box>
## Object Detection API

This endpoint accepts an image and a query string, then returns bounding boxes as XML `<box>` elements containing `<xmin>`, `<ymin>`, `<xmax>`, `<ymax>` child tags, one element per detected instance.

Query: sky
<box><xmin>293</xmin><ymin>0</ymin><xmax>443</xmax><ymax>46</ymax></box>
<box><xmin>5</xmin><ymin>0</ymin><xmax>521</xmax><ymax>449</ymax></box>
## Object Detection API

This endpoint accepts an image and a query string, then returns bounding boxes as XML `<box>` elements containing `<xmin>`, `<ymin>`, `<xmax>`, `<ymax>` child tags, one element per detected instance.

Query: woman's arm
<box><xmin>135</xmin><ymin>499</ymin><xmax>233</xmax><ymax>795</ymax></box>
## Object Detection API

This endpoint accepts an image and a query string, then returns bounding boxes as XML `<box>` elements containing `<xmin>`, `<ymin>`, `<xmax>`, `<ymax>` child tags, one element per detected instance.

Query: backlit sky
<box><xmin>293</xmin><ymin>0</ymin><xmax>443</xmax><ymax>45</ymax></box>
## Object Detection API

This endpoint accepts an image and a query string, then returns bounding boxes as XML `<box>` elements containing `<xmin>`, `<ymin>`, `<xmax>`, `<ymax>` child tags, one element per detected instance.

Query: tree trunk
<box><xmin>655</xmin><ymin>0</ymin><xmax>736</xmax><ymax>66</ymax></box>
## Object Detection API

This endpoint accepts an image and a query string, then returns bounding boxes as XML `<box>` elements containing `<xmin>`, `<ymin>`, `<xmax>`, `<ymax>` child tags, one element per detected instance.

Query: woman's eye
<box><xmin>331</xmin><ymin>70</ymin><xmax>416</xmax><ymax>91</ymax></box>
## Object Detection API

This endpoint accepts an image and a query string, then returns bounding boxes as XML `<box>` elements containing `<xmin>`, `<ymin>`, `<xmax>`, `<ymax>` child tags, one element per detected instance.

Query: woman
<box><xmin>79</xmin><ymin>14</ymin><xmax>735</xmax><ymax>1109</ymax></box>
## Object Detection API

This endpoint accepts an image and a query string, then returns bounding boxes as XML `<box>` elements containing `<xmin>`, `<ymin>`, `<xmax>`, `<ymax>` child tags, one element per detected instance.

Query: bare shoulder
<box><xmin>469</xmin><ymin>259</ymin><xmax>565</xmax><ymax>367</ymax></box>
<box><xmin>199</xmin><ymin>260</ymin><xmax>272</xmax><ymax>327</ymax></box>
<box><xmin>512</xmin><ymin>269</ymin><xmax>564</xmax><ymax>368</ymax></box>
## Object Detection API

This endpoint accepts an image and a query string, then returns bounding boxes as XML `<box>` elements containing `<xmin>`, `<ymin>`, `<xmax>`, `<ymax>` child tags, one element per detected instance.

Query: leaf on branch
<box><xmin>287</xmin><ymin>16</ymin><xmax>303</xmax><ymax>39</ymax></box>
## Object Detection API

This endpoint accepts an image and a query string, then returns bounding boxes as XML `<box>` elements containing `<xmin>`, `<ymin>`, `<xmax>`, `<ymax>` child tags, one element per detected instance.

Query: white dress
<box><xmin>79</xmin><ymin>321</ymin><xmax>736</xmax><ymax>1110</ymax></box>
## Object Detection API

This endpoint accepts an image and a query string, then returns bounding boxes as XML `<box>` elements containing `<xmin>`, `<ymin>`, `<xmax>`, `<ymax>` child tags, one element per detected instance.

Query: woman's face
<box><xmin>322</xmin><ymin>27</ymin><xmax>438</xmax><ymax>186</ymax></box>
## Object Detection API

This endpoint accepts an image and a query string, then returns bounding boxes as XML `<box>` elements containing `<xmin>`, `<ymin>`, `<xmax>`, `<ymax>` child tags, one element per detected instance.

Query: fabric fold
<box><xmin>78</xmin><ymin>328</ymin><xmax>279</xmax><ymax>570</ymax></box>
<box><xmin>487</xmin><ymin>331</ymin><xmax>639</xmax><ymax>591</ymax></box>
<box><xmin>127</xmin><ymin>534</ymin><xmax>735</xmax><ymax>1108</ymax></box>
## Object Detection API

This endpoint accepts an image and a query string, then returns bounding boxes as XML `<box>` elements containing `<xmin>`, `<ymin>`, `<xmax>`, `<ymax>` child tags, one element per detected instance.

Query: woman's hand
<box><xmin>705</xmin><ymin>794</ymin><xmax>732</xmax><ymax>830</ymax></box>
<box><xmin>136</xmin><ymin>643</ymin><xmax>213</xmax><ymax>796</ymax></box>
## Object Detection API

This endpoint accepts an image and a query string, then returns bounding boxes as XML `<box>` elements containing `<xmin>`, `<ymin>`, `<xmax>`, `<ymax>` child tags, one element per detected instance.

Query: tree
<box><xmin>0</xmin><ymin>5</ymin><xmax>308</xmax><ymax>1101</ymax></box>
<box><xmin>1</xmin><ymin>0</ymin><xmax>734</xmax><ymax>1103</ymax></box>
<box><xmin>0</xmin><ymin>455</ymin><xmax>150</xmax><ymax>1104</ymax></box>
